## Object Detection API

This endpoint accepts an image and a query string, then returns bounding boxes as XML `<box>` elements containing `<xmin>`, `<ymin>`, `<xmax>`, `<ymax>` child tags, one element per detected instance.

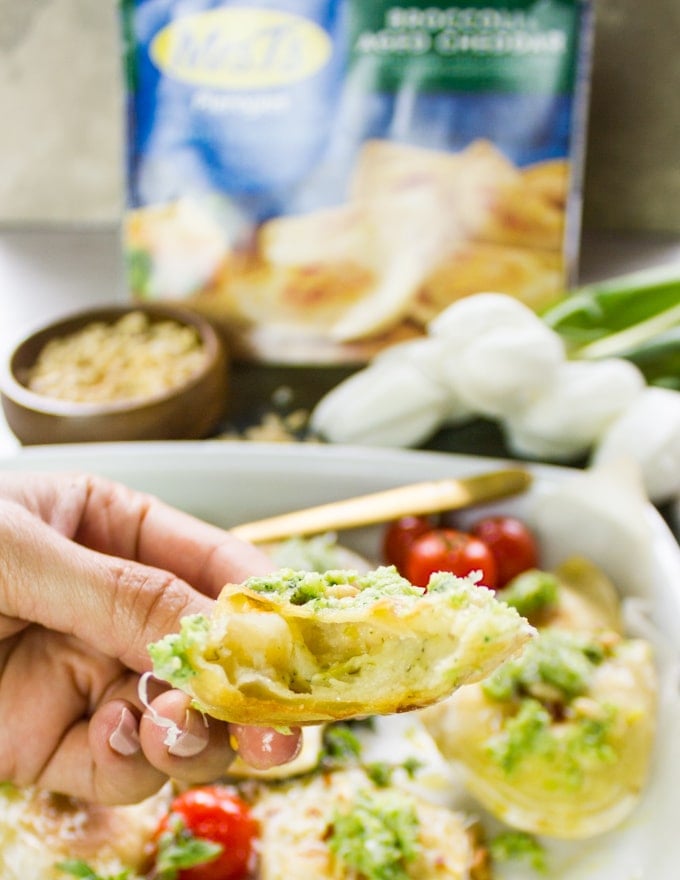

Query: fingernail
<box><xmin>167</xmin><ymin>718</ymin><xmax>210</xmax><ymax>758</ymax></box>
<box><xmin>109</xmin><ymin>707</ymin><xmax>141</xmax><ymax>756</ymax></box>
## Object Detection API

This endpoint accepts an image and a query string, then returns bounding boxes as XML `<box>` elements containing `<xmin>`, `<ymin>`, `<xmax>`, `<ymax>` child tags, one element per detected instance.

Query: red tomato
<box><xmin>157</xmin><ymin>785</ymin><xmax>258</xmax><ymax>880</ymax></box>
<box><xmin>470</xmin><ymin>515</ymin><xmax>539</xmax><ymax>588</ymax></box>
<box><xmin>383</xmin><ymin>514</ymin><xmax>435</xmax><ymax>574</ymax></box>
<box><xmin>405</xmin><ymin>528</ymin><xmax>498</xmax><ymax>590</ymax></box>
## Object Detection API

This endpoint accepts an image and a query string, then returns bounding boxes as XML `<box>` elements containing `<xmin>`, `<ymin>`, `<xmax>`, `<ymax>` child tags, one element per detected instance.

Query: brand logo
<box><xmin>150</xmin><ymin>8</ymin><xmax>332</xmax><ymax>90</ymax></box>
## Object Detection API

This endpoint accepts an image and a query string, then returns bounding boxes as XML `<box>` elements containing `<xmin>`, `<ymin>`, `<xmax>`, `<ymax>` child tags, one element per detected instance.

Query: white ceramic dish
<box><xmin>1</xmin><ymin>440</ymin><xmax>679</xmax><ymax>879</ymax></box>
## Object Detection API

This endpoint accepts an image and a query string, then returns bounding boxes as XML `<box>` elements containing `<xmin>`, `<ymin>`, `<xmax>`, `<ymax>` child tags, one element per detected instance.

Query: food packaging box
<box><xmin>120</xmin><ymin>0</ymin><xmax>594</xmax><ymax>365</ymax></box>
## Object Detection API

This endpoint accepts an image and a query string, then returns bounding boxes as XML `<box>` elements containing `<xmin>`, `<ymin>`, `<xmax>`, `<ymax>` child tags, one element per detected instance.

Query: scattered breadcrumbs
<box><xmin>26</xmin><ymin>311</ymin><xmax>207</xmax><ymax>404</ymax></box>
<box><xmin>219</xmin><ymin>408</ymin><xmax>316</xmax><ymax>443</ymax></box>
<box><xmin>218</xmin><ymin>384</ymin><xmax>319</xmax><ymax>442</ymax></box>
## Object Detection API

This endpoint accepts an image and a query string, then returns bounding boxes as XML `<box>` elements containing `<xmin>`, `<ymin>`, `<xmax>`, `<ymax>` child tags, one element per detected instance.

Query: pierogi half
<box><xmin>148</xmin><ymin>566</ymin><xmax>533</xmax><ymax>726</ymax></box>
<box><xmin>420</xmin><ymin>561</ymin><xmax>658</xmax><ymax>839</ymax></box>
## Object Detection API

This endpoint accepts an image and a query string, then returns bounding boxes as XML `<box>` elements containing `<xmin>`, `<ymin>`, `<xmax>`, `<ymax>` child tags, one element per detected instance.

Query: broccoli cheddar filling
<box><xmin>243</xmin><ymin>566</ymin><xmax>425</xmax><ymax>608</ymax></box>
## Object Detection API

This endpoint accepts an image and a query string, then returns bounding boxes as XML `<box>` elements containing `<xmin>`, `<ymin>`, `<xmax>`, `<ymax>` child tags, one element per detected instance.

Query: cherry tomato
<box><xmin>383</xmin><ymin>514</ymin><xmax>435</xmax><ymax>574</ymax></box>
<box><xmin>156</xmin><ymin>785</ymin><xmax>258</xmax><ymax>880</ymax></box>
<box><xmin>470</xmin><ymin>515</ymin><xmax>539</xmax><ymax>588</ymax></box>
<box><xmin>405</xmin><ymin>527</ymin><xmax>498</xmax><ymax>590</ymax></box>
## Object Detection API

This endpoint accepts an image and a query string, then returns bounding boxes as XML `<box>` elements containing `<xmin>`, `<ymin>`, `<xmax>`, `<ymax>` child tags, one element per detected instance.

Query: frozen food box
<box><xmin>120</xmin><ymin>0</ymin><xmax>594</xmax><ymax>364</ymax></box>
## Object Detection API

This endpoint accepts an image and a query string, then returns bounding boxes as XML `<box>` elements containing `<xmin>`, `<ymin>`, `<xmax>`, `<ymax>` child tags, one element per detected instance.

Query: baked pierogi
<box><xmin>148</xmin><ymin>566</ymin><xmax>534</xmax><ymax>726</ymax></box>
<box><xmin>421</xmin><ymin>562</ymin><xmax>658</xmax><ymax>839</ymax></box>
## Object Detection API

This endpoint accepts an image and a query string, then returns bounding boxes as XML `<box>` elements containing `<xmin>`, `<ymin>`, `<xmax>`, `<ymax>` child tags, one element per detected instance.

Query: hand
<box><xmin>0</xmin><ymin>472</ymin><xmax>302</xmax><ymax>804</ymax></box>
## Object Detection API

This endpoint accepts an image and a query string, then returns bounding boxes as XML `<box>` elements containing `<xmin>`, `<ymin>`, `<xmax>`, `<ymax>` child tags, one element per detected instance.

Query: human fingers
<box><xmin>228</xmin><ymin>724</ymin><xmax>303</xmax><ymax>770</ymax></box>
<box><xmin>1</xmin><ymin>472</ymin><xmax>273</xmax><ymax>598</ymax></box>
<box><xmin>0</xmin><ymin>502</ymin><xmax>212</xmax><ymax>672</ymax></box>
<box><xmin>29</xmin><ymin>694</ymin><xmax>227</xmax><ymax>806</ymax></box>
<box><xmin>137</xmin><ymin>692</ymin><xmax>301</xmax><ymax>778</ymax></box>
<box><xmin>35</xmin><ymin>699</ymin><xmax>167</xmax><ymax>805</ymax></box>
<box><xmin>137</xmin><ymin>690</ymin><xmax>236</xmax><ymax>785</ymax></box>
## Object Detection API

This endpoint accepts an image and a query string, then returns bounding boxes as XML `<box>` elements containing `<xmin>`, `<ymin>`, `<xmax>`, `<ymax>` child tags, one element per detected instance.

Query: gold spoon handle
<box><xmin>230</xmin><ymin>467</ymin><xmax>532</xmax><ymax>544</ymax></box>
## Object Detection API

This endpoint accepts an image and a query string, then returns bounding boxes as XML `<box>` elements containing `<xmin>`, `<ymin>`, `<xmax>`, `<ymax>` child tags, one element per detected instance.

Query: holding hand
<box><xmin>0</xmin><ymin>472</ymin><xmax>302</xmax><ymax>804</ymax></box>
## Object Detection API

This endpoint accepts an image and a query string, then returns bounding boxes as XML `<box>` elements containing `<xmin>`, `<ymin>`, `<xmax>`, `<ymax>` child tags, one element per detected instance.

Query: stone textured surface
<box><xmin>0</xmin><ymin>0</ymin><xmax>123</xmax><ymax>225</ymax></box>
<box><xmin>582</xmin><ymin>0</ymin><xmax>680</xmax><ymax>234</ymax></box>
<box><xmin>0</xmin><ymin>0</ymin><xmax>677</xmax><ymax>232</ymax></box>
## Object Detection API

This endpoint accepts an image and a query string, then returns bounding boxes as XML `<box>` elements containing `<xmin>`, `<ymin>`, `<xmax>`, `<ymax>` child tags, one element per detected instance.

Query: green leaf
<box><xmin>543</xmin><ymin>265</ymin><xmax>680</xmax><ymax>345</ymax></box>
<box><xmin>619</xmin><ymin>326</ymin><xmax>680</xmax><ymax>389</ymax></box>
<box><xmin>55</xmin><ymin>859</ymin><xmax>131</xmax><ymax>880</ymax></box>
<box><xmin>542</xmin><ymin>265</ymin><xmax>680</xmax><ymax>388</ymax></box>
<box><xmin>154</xmin><ymin>816</ymin><xmax>223</xmax><ymax>880</ymax></box>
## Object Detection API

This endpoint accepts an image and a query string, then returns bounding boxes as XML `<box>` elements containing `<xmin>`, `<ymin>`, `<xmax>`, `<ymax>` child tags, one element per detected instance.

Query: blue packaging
<box><xmin>120</xmin><ymin>0</ymin><xmax>594</xmax><ymax>363</ymax></box>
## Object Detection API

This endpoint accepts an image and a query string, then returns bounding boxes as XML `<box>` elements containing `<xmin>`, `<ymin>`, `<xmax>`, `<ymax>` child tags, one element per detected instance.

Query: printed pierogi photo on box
<box><xmin>120</xmin><ymin>1</ymin><xmax>594</xmax><ymax>363</ymax></box>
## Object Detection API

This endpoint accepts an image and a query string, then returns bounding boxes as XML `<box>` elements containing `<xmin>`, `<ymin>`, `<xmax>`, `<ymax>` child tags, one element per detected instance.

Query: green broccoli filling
<box><xmin>486</xmin><ymin>698</ymin><xmax>617</xmax><ymax>785</ymax></box>
<box><xmin>327</xmin><ymin>788</ymin><xmax>420</xmax><ymax>880</ymax></box>
<box><xmin>148</xmin><ymin>614</ymin><xmax>209</xmax><ymax>686</ymax></box>
<box><xmin>489</xmin><ymin>830</ymin><xmax>547</xmax><ymax>874</ymax></box>
<box><xmin>499</xmin><ymin>570</ymin><xmax>559</xmax><ymax>619</ymax></box>
<box><xmin>481</xmin><ymin>629</ymin><xmax>617</xmax><ymax>783</ymax></box>
<box><xmin>241</xmin><ymin>565</ymin><xmax>470</xmax><ymax>609</ymax></box>
<box><xmin>482</xmin><ymin>629</ymin><xmax>606</xmax><ymax>702</ymax></box>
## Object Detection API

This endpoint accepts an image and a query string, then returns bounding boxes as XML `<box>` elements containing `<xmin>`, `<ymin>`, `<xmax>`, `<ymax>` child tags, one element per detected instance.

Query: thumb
<box><xmin>0</xmin><ymin>502</ymin><xmax>212</xmax><ymax>671</ymax></box>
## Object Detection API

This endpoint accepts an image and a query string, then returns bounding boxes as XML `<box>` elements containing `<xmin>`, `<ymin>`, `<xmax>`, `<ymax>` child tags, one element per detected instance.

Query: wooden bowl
<box><xmin>0</xmin><ymin>304</ymin><xmax>229</xmax><ymax>445</ymax></box>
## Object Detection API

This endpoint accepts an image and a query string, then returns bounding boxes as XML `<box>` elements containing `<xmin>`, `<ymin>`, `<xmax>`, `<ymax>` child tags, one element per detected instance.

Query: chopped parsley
<box><xmin>320</xmin><ymin>722</ymin><xmax>425</xmax><ymax>787</ymax></box>
<box><xmin>328</xmin><ymin>789</ymin><xmax>420</xmax><ymax>880</ymax></box>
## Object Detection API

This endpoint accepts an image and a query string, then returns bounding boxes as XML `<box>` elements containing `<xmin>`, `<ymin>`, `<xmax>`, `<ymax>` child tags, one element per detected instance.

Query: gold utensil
<box><xmin>231</xmin><ymin>467</ymin><xmax>532</xmax><ymax>543</ymax></box>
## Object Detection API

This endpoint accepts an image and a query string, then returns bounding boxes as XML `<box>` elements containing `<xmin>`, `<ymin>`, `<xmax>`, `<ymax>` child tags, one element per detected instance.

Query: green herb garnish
<box><xmin>154</xmin><ymin>816</ymin><xmax>223</xmax><ymax>879</ymax></box>
<box><xmin>328</xmin><ymin>788</ymin><xmax>420</xmax><ymax>880</ymax></box>
<box><xmin>56</xmin><ymin>860</ymin><xmax>131</xmax><ymax>880</ymax></box>
<box><xmin>321</xmin><ymin>724</ymin><xmax>363</xmax><ymax>766</ymax></box>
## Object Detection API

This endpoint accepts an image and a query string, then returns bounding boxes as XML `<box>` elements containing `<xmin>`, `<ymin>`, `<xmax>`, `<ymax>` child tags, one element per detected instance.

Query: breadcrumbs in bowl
<box><xmin>1</xmin><ymin>304</ymin><xmax>229</xmax><ymax>445</ymax></box>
